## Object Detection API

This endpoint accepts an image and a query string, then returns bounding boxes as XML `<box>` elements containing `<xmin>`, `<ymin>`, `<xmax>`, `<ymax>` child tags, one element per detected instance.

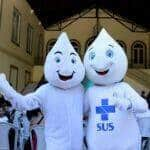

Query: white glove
<box><xmin>0</xmin><ymin>73</ymin><xmax>16</xmax><ymax>98</ymax></box>
<box><xmin>113</xmin><ymin>92</ymin><xmax>132</xmax><ymax>111</ymax></box>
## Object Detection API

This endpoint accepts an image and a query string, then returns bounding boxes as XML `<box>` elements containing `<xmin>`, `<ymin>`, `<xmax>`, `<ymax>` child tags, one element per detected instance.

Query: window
<box><xmin>117</xmin><ymin>40</ymin><xmax>127</xmax><ymax>52</ymax></box>
<box><xmin>131</xmin><ymin>41</ymin><xmax>147</xmax><ymax>68</ymax></box>
<box><xmin>85</xmin><ymin>36</ymin><xmax>96</xmax><ymax>50</ymax></box>
<box><xmin>11</xmin><ymin>7</ymin><xmax>21</xmax><ymax>46</ymax></box>
<box><xmin>9</xmin><ymin>65</ymin><xmax>18</xmax><ymax>89</ymax></box>
<box><xmin>35</xmin><ymin>34</ymin><xmax>44</xmax><ymax>65</ymax></box>
<box><xmin>0</xmin><ymin>0</ymin><xmax>3</xmax><ymax>27</ymax></box>
<box><xmin>132</xmin><ymin>41</ymin><xmax>146</xmax><ymax>64</ymax></box>
<box><xmin>70</xmin><ymin>39</ymin><xmax>81</xmax><ymax>53</ymax></box>
<box><xmin>46</xmin><ymin>39</ymin><xmax>56</xmax><ymax>54</ymax></box>
<box><xmin>25</xmin><ymin>71</ymin><xmax>31</xmax><ymax>87</ymax></box>
<box><xmin>26</xmin><ymin>24</ymin><xmax>34</xmax><ymax>55</ymax></box>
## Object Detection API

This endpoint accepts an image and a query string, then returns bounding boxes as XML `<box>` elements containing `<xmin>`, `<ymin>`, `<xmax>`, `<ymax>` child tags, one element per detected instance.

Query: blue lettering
<box><xmin>109</xmin><ymin>123</ymin><xmax>114</xmax><ymax>131</ymax></box>
<box><xmin>97</xmin><ymin>123</ymin><xmax>101</xmax><ymax>131</ymax></box>
<box><xmin>102</xmin><ymin>123</ymin><xmax>109</xmax><ymax>131</ymax></box>
<box><xmin>96</xmin><ymin>122</ymin><xmax>114</xmax><ymax>131</ymax></box>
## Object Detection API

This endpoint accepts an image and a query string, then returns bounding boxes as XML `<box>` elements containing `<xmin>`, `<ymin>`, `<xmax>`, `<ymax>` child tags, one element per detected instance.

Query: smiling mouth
<box><xmin>95</xmin><ymin>69</ymin><xmax>109</xmax><ymax>76</ymax></box>
<box><xmin>57</xmin><ymin>71</ymin><xmax>75</xmax><ymax>81</ymax></box>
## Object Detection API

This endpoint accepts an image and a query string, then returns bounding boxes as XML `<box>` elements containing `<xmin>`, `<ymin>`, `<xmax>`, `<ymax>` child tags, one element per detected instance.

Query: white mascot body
<box><xmin>0</xmin><ymin>33</ymin><xmax>85</xmax><ymax>150</ymax></box>
<box><xmin>84</xmin><ymin>28</ymin><xmax>148</xmax><ymax>150</ymax></box>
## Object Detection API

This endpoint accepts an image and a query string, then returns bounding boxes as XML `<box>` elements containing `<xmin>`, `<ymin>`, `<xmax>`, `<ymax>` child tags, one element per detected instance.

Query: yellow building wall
<box><xmin>44</xmin><ymin>9</ymin><xmax>150</xmax><ymax>68</ymax></box>
<box><xmin>0</xmin><ymin>4</ymin><xmax>150</xmax><ymax>86</ymax></box>
<box><xmin>0</xmin><ymin>51</ymin><xmax>32</xmax><ymax>91</ymax></box>
<box><xmin>32</xmin><ymin>66</ymin><xmax>43</xmax><ymax>82</ymax></box>
<box><xmin>0</xmin><ymin>0</ymin><xmax>44</xmax><ymax>90</ymax></box>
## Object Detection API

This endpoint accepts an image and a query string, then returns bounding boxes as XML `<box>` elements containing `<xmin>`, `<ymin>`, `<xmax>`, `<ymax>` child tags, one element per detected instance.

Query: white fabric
<box><xmin>13</xmin><ymin>111</ymin><xmax>30</xmax><ymax>150</ymax></box>
<box><xmin>136</xmin><ymin>110</ymin><xmax>150</xmax><ymax>118</ymax></box>
<box><xmin>13</xmin><ymin>111</ymin><xmax>22</xmax><ymax>128</ymax></box>
<box><xmin>0</xmin><ymin>116</ymin><xmax>8</xmax><ymax>123</ymax></box>
<box><xmin>83</xmin><ymin>28</ymin><xmax>148</xmax><ymax>150</ymax></box>
<box><xmin>0</xmin><ymin>122</ymin><xmax>18</xmax><ymax>150</ymax></box>
<box><xmin>30</xmin><ymin>125</ymin><xmax>46</xmax><ymax>150</ymax></box>
<box><xmin>13</xmin><ymin>111</ymin><xmax>29</xmax><ymax>150</ymax></box>
<box><xmin>136</xmin><ymin>110</ymin><xmax>150</xmax><ymax>137</ymax></box>
<box><xmin>0</xmin><ymin>32</ymin><xmax>85</xmax><ymax>150</ymax></box>
<box><xmin>84</xmin><ymin>82</ymin><xmax>148</xmax><ymax>150</ymax></box>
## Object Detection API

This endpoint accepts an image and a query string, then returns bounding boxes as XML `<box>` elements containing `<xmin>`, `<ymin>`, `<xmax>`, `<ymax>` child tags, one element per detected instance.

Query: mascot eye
<box><xmin>71</xmin><ymin>58</ymin><xmax>76</xmax><ymax>64</ymax></box>
<box><xmin>89</xmin><ymin>52</ymin><xmax>96</xmax><ymax>60</ymax></box>
<box><xmin>55</xmin><ymin>57</ymin><xmax>61</xmax><ymax>63</ymax></box>
<box><xmin>106</xmin><ymin>50</ymin><xmax>114</xmax><ymax>58</ymax></box>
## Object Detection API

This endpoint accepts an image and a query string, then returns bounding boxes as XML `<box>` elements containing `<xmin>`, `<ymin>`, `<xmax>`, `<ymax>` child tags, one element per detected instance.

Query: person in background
<box><xmin>141</xmin><ymin>91</ymin><xmax>147</xmax><ymax>99</ymax></box>
<box><xmin>0</xmin><ymin>95</ymin><xmax>30</xmax><ymax>150</ymax></box>
<box><xmin>24</xmin><ymin>108</ymin><xmax>44</xmax><ymax>150</ymax></box>
<box><xmin>146</xmin><ymin>91</ymin><xmax>150</xmax><ymax>109</ymax></box>
<box><xmin>0</xmin><ymin>97</ymin><xmax>8</xmax><ymax>123</ymax></box>
<box><xmin>26</xmin><ymin>108</ymin><xmax>44</xmax><ymax>126</ymax></box>
<box><xmin>12</xmin><ymin>110</ymin><xmax>30</xmax><ymax>150</ymax></box>
<box><xmin>0</xmin><ymin>106</ymin><xmax>8</xmax><ymax>122</ymax></box>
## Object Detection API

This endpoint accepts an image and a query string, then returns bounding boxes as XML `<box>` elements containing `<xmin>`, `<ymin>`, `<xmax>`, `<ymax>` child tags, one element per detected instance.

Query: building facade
<box><xmin>0</xmin><ymin>1</ymin><xmax>150</xmax><ymax>92</ymax></box>
<box><xmin>45</xmin><ymin>9</ymin><xmax>150</xmax><ymax>69</ymax></box>
<box><xmin>0</xmin><ymin>0</ymin><xmax>44</xmax><ymax>91</ymax></box>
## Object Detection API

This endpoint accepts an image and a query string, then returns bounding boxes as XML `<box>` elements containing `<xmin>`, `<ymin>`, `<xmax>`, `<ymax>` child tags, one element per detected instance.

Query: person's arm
<box><xmin>0</xmin><ymin>73</ymin><xmax>44</xmax><ymax>111</ymax></box>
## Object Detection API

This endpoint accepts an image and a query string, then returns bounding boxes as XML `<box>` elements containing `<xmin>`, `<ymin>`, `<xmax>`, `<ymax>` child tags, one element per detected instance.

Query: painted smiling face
<box><xmin>84</xmin><ymin>28</ymin><xmax>128</xmax><ymax>85</ymax></box>
<box><xmin>44</xmin><ymin>32</ymin><xmax>85</xmax><ymax>89</ymax></box>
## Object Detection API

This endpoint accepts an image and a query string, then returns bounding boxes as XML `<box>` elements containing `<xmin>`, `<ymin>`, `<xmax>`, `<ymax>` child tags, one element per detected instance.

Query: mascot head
<box><xmin>84</xmin><ymin>28</ymin><xmax>128</xmax><ymax>85</ymax></box>
<box><xmin>44</xmin><ymin>32</ymin><xmax>85</xmax><ymax>89</ymax></box>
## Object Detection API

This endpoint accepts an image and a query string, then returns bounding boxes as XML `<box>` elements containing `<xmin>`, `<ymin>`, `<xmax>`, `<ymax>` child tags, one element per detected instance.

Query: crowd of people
<box><xmin>0</xmin><ymin>90</ymin><xmax>150</xmax><ymax>150</ymax></box>
<box><xmin>0</xmin><ymin>96</ymin><xmax>44</xmax><ymax>150</ymax></box>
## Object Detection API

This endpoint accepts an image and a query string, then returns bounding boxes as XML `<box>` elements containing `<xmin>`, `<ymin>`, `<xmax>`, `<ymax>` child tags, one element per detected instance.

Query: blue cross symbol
<box><xmin>96</xmin><ymin>99</ymin><xmax>115</xmax><ymax>121</ymax></box>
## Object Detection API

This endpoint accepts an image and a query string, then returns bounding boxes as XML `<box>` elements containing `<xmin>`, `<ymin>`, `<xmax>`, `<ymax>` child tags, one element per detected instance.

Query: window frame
<box><xmin>35</xmin><ymin>34</ymin><xmax>44</xmax><ymax>65</ymax></box>
<box><xmin>11</xmin><ymin>7</ymin><xmax>21</xmax><ymax>46</ymax></box>
<box><xmin>131</xmin><ymin>40</ymin><xmax>147</xmax><ymax>68</ymax></box>
<box><xmin>117</xmin><ymin>40</ymin><xmax>127</xmax><ymax>52</ymax></box>
<box><xmin>46</xmin><ymin>39</ymin><xmax>57</xmax><ymax>54</ymax></box>
<box><xmin>9</xmin><ymin>65</ymin><xmax>19</xmax><ymax>90</ymax></box>
<box><xmin>0</xmin><ymin>0</ymin><xmax>3</xmax><ymax>28</ymax></box>
<box><xmin>26</xmin><ymin>24</ymin><xmax>34</xmax><ymax>55</ymax></box>
<box><xmin>85</xmin><ymin>36</ymin><xmax>96</xmax><ymax>50</ymax></box>
<box><xmin>24</xmin><ymin>70</ymin><xmax>31</xmax><ymax>87</ymax></box>
<box><xmin>70</xmin><ymin>39</ymin><xmax>81</xmax><ymax>54</ymax></box>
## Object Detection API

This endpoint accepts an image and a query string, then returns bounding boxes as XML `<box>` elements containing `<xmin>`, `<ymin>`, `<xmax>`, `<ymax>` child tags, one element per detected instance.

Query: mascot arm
<box><xmin>114</xmin><ymin>83</ymin><xmax>148</xmax><ymax>113</ymax></box>
<box><xmin>124</xmin><ymin>83</ymin><xmax>148</xmax><ymax>113</ymax></box>
<box><xmin>0</xmin><ymin>73</ymin><xmax>42</xmax><ymax>111</ymax></box>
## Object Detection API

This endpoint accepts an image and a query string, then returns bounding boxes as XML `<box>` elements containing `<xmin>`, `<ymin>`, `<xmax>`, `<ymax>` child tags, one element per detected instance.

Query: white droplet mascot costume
<box><xmin>0</xmin><ymin>32</ymin><xmax>85</xmax><ymax>150</ymax></box>
<box><xmin>84</xmin><ymin>28</ymin><xmax>148</xmax><ymax>150</ymax></box>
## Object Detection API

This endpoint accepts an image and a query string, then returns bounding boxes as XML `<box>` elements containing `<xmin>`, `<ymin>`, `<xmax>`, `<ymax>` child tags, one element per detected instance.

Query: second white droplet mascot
<box><xmin>0</xmin><ymin>33</ymin><xmax>85</xmax><ymax>150</ymax></box>
<box><xmin>84</xmin><ymin>28</ymin><xmax>148</xmax><ymax>150</ymax></box>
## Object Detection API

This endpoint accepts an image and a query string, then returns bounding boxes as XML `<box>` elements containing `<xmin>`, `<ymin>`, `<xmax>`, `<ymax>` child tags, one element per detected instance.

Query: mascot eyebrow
<box><xmin>88</xmin><ymin>47</ymin><xmax>94</xmax><ymax>51</ymax></box>
<box><xmin>54</xmin><ymin>51</ymin><xmax>63</xmax><ymax>55</ymax></box>
<box><xmin>70</xmin><ymin>52</ymin><xmax>76</xmax><ymax>56</ymax></box>
<box><xmin>108</xmin><ymin>44</ymin><xmax>114</xmax><ymax>48</ymax></box>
